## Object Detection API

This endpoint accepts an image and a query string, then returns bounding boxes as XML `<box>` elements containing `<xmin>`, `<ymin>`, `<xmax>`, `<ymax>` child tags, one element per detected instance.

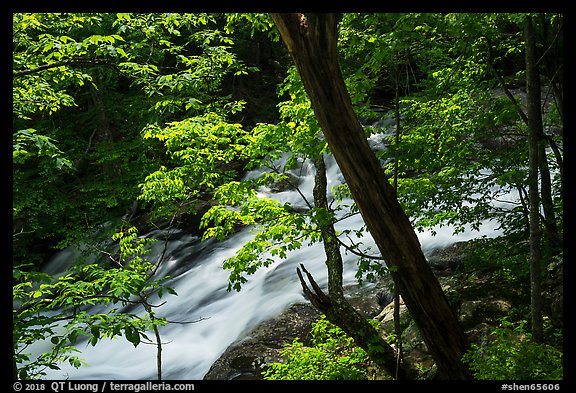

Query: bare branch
<box><xmin>296</xmin><ymin>264</ymin><xmax>331</xmax><ymax>310</ymax></box>
<box><xmin>13</xmin><ymin>227</ymin><xmax>34</xmax><ymax>237</ymax></box>
<box><xmin>486</xmin><ymin>38</ymin><xmax>529</xmax><ymax>126</ymax></box>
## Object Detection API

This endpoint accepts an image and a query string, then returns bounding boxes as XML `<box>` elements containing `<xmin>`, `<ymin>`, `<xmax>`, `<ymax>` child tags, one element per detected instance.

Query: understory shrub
<box><xmin>462</xmin><ymin>318</ymin><xmax>563</xmax><ymax>380</ymax></box>
<box><xmin>262</xmin><ymin>316</ymin><xmax>373</xmax><ymax>380</ymax></box>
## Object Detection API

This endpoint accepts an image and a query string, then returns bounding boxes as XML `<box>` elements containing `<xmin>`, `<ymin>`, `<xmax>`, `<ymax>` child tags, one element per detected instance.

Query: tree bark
<box><xmin>533</xmin><ymin>15</ymin><xmax>560</xmax><ymax>249</ymax></box>
<box><xmin>538</xmin><ymin>141</ymin><xmax>559</xmax><ymax>246</ymax></box>
<box><xmin>524</xmin><ymin>15</ymin><xmax>544</xmax><ymax>343</ymax></box>
<box><xmin>271</xmin><ymin>13</ymin><xmax>471</xmax><ymax>379</ymax></box>
<box><xmin>392</xmin><ymin>69</ymin><xmax>404</xmax><ymax>379</ymax></box>
<box><xmin>300</xmin><ymin>155</ymin><xmax>415</xmax><ymax>379</ymax></box>
<box><xmin>13</xmin><ymin>343</ymin><xmax>18</xmax><ymax>380</ymax></box>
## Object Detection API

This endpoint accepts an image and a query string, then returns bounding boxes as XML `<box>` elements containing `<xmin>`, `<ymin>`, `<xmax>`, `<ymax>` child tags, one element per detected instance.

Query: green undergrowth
<box><xmin>262</xmin><ymin>234</ymin><xmax>563</xmax><ymax>381</ymax></box>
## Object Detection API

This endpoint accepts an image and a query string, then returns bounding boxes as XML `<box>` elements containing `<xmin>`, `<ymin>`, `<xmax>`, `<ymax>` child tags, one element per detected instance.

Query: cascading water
<box><xmin>32</xmin><ymin>119</ymin><xmax>516</xmax><ymax>380</ymax></box>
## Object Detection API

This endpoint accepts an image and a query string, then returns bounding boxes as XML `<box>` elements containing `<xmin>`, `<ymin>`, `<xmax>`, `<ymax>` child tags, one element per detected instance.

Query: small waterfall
<box><xmin>33</xmin><ymin>120</ymin><xmax>515</xmax><ymax>380</ymax></box>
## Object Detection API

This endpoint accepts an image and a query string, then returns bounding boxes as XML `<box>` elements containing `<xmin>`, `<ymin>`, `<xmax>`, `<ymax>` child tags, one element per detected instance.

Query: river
<box><xmin>34</xmin><ymin>120</ymin><xmax>515</xmax><ymax>380</ymax></box>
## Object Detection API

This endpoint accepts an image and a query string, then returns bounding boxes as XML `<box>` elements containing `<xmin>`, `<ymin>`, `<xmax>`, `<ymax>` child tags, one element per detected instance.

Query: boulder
<box><xmin>203</xmin><ymin>303</ymin><xmax>321</xmax><ymax>380</ymax></box>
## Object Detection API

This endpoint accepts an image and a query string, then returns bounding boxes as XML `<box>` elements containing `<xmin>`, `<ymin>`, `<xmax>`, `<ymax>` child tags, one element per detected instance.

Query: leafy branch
<box><xmin>13</xmin><ymin>57</ymin><xmax>124</xmax><ymax>78</ymax></box>
<box><xmin>13</xmin><ymin>225</ymin><xmax>179</xmax><ymax>380</ymax></box>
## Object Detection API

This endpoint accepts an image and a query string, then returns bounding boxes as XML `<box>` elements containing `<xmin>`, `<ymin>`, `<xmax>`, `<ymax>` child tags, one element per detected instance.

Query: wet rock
<box><xmin>427</xmin><ymin>241</ymin><xmax>469</xmax><ymax>276</ymax></box>
<box><xmin>459</xmin><ymin>298</ymin><xmax>512</xmax><ymax>330</ymax></box>
<box><xmin>203</xmin><ymin>303</ymin><xmax>321</xmax><ymax>380</ymax></box>
<box><xmin>268</xmin><ymin>173</ymin><xmax>301</xmax><ymax>192</ymax></box>
<box><xmin>203</xmin><ymin>281</ymin><xmax>387</xmax><ymax>380</ymax></box>
<box><xmin>375</xmin><ymin>296</ymin><xmax>407</xmax><ymax>325</ymax></box>
<box><xmin>344</xmin><ymin>279</ymin><xmax>393</xmax><ymax>318</ymax></box>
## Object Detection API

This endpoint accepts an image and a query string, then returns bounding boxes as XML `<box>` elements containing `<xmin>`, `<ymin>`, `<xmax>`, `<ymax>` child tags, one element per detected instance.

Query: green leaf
<box><xmin>90</xmin><ymin>325</ymin><xmax>100</xmax><ymax>340</ymax></box>
<box><xmin>166</xmin><ymin>287</ymin><xmax>178</xmax><ymax>296</ymax></box>
<box><xmin>124</xmin><ymin>326</ymin><xmax>141</xmax><ymax>347</ymax></box>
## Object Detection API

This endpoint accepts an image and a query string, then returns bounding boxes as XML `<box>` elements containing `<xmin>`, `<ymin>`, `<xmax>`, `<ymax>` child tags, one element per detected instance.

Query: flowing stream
<box><xmin>34</xmin><ymin>120</ymin><xmax>516</xmax><ymax>380</ymax></box>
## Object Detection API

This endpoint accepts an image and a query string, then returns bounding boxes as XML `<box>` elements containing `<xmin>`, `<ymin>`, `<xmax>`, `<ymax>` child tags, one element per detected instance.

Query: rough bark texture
<box><xmin>524</xmin><ymin>15</ymin><xmax>544</xmax><ymax>343</ymax></box>
<box><xmin>271</xmin><ymin>13</ymin><xmax>471</xmax><ymax>379</ymax></box>
<box><xmin>302</xmin><ymin>155</ymin><xmax>415</xmax><ymax>379</ymax></box>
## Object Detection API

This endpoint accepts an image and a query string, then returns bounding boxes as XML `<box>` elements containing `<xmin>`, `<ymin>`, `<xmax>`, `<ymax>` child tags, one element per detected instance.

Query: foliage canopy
<box><xmin>13</xmin><ymin>12</ymin><xmax>562</xmax><ymax>379</ymax></box>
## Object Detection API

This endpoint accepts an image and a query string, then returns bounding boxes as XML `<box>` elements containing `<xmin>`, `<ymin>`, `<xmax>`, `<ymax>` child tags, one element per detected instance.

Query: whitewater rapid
<box><xmin>32</xmin><ymin>122</ymin><xmax>516</xmax><ymax>380</ymax></box>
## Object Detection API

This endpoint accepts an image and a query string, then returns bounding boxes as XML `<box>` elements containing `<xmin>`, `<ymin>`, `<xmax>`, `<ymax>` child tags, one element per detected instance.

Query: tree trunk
<box><xmin>538</xmin><ymin>141</ymin><xmax>559</xmax><ymax>246</ymax></box>
<box><xmin>533</xmin><ymin>15</ymin><xmax>560</xmax><ymax>249</ymax></box>
<box><xmin>299</xmin><ymin>155</ymin><xmax>415</xmax><ymax>379</ymax></box>
<box><xmin>271</xmin><ymin>13</ymin><xmax>471</xmax><ymax>379</ymax></box>
<box><xmin>392</xmin><ymin>67</ymin><xmax>404</xmax><ymax>378</ymax></box>
<box><xmin>13</xmin><ymin>347</ymin><xmax>18</xmax><ymax>380</ymax></box>
<box><xmin>524</xmin><ymin>15</ymin><xmax>544</xmax><ymax>343</ymax></box>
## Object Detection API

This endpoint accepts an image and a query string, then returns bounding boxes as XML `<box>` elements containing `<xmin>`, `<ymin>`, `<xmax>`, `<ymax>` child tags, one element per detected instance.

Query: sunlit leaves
<box><xmin>139</xmin><ymin>166</ymin><xmax>188</xmax><ymax>204</ymax></box>
<box><xmin>263</xmin><ymin>316</ymin><xmax>372</xmax><ymax>380</ymax></box>
<box><xmin>224</xmin><ymin>13</ymin><xmax>276</xmax><ymax>39</ymax></box>
<box><xmin>13</xmin><ymin>14</ymin><xmax>129</xmax><ymax>119</ymax></box>
<box><xmin>13</xmin><ymin>74</ymin><xmax>80</xmax><ymax>119</ymax></box>
<box><xmin>201</xmin><ymin>178</ymin><xmax>316</xmax><ymax>291</ymax></box>
<box><xmin>221</xmin><ymin>208</ymin><xmax>312</xmax><ymax>292</ymax></box>
<box><xmin>383</xmin><ymin>49</ymin><xmax>527</xmax><ymax>235</ymax></box>
<box><xmin>13</xmin><ymin>226</ymin><xmax>174</xmax><ymax>379</ymax></box>
<box><xmin>13</xmin><ymin>129</ymin><xmax>72</xmax><ymax>170</ymax></box>
<box><xmin>138</xmin><ymin>112</ymin><xmax>250</xmax><ymax>218</ymax></box>
<box><xmin>13</xmin><ymin>11</ymin><xmax>260</xmax><ymax>259</ymax></box>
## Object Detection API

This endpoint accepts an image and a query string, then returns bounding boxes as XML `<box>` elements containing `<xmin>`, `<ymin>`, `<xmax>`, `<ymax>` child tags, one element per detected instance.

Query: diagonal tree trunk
<box><xmin>271</xmin><ymin>13</ymin><xmax>471</xmax><ymax>379</ymax></box>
